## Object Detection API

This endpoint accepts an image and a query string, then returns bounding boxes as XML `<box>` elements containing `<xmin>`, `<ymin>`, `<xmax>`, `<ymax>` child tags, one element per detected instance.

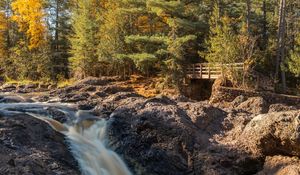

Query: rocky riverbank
<box><xmin>0</xmin><ymin>77</ymin><xmax>300</xmax><ymax>174</ymax></box>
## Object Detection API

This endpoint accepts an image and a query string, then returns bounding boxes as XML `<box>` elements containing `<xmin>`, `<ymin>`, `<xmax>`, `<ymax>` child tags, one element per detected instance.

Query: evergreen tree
<box><xmin>96</xmin><ymin>0</ymin><xmax>132</xmax><ymax>77</ymax></box>
<box><xmin>69</xmin><ymin>0</ymin><xmax>101</xmax><ymax>78</ymax></box>
<box><xmin>47</xmin><ymin>0</ymin><xmax>72</xmax><ymax>79</ymax></box>
<box><xmin>119</xmin><ymin>0</ymin><xmax>162</xmax><ymax>76</ymax></box>
<box><xmin>205</xmin><ymin>4</ymin><xmax>241</xmax><ymax>64</ymax></box>
<box><xmin>288</xmin><ymin>34</ymin><xmax>300</xmax><ymax>77</ymax></box>
<box><xmin>147</xmin><ymin>0</ymin><xmax>199</xmax><ymax>87</ymax></box>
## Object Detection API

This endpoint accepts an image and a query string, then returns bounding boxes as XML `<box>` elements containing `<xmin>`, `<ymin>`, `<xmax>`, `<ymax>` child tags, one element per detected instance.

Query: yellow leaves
<box><xmin>0</xmin><ymin>12</ymin><xmax>7</xmax><ymax>56</ymax></box>
<box><xmin>11</xmin><ymin>0</ymin><xmax>46</xmax><ymax>50</ymax></box>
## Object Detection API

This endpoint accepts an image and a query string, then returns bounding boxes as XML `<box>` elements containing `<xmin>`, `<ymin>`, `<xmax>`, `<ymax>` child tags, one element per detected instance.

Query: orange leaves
<box><xmin>11</xmin><ymin>0</ymin><xmax>46</xmax><ymax>50</ymax></box>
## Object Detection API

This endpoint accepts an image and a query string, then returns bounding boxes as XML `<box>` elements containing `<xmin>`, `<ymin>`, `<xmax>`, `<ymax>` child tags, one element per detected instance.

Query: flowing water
<box><xmin>0</xmin><ymin>95</ymin><xmax>132</xmax><ymax>175</ymax></box>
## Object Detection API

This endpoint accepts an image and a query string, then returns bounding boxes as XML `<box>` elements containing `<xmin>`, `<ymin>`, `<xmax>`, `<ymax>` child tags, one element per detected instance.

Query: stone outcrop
<box><xmin>1</xmin><ymin>77</ymin><xmax>300</xmax><ymax>175</ymax></box>
<box><xmin>238</xmin><ymin>110</ymin><xmax>300</xmax><ymax>157</ymax></box>
<box><xmin>0</xmin><ymin>113</ymin><xmax>80</xmax><ymax>174</ymax></box>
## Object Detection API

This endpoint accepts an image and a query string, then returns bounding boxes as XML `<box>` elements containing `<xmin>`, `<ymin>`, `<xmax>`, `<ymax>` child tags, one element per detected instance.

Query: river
<box><xmin>0</xmin><ymin>94</ymin><xmax>132</xmax><ymax>175</ymax></box>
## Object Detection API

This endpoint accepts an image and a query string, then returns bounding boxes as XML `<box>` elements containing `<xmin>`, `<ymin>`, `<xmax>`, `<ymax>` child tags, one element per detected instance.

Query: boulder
<box><xmin>236</xmin><ymin>97</ymin><xmax>269</xmax><ymax>114</ymax></box>
<box><xmin>76</xmin><ymin>76</ymin><xmax>117</xmax><ymax>86</ymax></box>
<box><xmin>257</xmin><ymin>156</ymin><xmax>300</xmax><ymax>175</ymax></box>
<box><xmin>106</xmin><ymin>104</ymin><xmax>201</xmax><ymax>175</ymax></box>
<box><xmin>238</xmin><ymin>110</ymin><xmax>300</xmax><ymax>157</ymax></box>
<box><xmin>0</xmin><ymin>113</ymin><xmax>80</xmax><ymax>174</ymax></box>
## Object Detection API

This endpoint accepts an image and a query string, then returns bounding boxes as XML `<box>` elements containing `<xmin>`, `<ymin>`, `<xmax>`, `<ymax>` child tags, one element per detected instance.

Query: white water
<box><xmin>0</xmin><ymin>100</ymin><xmax>132</xmax><ymax>175</ymax></box>
<box><xmin>65</xmin><ymin>120</ymin><xmax>132</xmax><ymax>175</ymax></box>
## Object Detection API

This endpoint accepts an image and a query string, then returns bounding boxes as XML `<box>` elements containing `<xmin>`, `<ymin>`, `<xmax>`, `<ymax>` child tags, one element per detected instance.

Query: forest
<box><xmin>0</xmin><ymin>0</ymin><xmax>299</xmax><ymax>94</ymax></box>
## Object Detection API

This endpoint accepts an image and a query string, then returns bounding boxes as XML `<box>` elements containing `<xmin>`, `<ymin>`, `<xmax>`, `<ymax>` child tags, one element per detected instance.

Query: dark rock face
<box><xmin>105</xmin><ymin>95</ymin><xmax>264</xmax><ymax>175</ymax></box>
<box><xmin>1</xmin><ymin>77</ymin><xmax>300</xmax><ymax>175</ymax></box>
<box><xmin>107</xmin><ymin>101</ymin><xmax>200</xmax><ymax>175</ymax></box>
<box><xmin>0</xmin><ymin>113</ymin><xmax>80</xmax><ymax>175</ymax></box>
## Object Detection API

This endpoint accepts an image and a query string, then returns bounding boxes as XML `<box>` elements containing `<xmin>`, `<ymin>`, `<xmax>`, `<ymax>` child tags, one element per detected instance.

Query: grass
<box><xmin>4</xmin><ymin>79</ymin><xmax>40</xmax><ymax>86</ymax></box>
<box><xmin>57</xmin><ymin>79</ymin><xmax>76</xmax><ymax>88</ymax></box>
<box><xmin>3</xmin><ymin>75</ymin><xmax>76</xmax><ymax>89</ymax></box>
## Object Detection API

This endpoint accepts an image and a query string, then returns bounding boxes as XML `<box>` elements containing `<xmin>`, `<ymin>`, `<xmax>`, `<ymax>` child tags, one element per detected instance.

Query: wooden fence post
<box><xmin>192</xmin><ymin>64</ymin><xmax>195</xmax><ymax>78</ymax></box>
<box><xmin>208</xmin><ymin>65</ymin><xmax>210</xmax><ymax>79</ymax></box>
<box><xmin>200</xmin><ymin>64</ymin><xmax>202</xmax><ymax>79</ymax></box>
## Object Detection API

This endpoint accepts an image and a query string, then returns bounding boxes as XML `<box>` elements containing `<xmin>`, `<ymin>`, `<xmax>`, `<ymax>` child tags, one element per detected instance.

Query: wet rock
<box><xmin>0</xmin><ymin>84</ymin><xmax>17</xmax><ymax>92</ymax></box>
<box><xmin>45</xmin><ymin>107</ymin><xmax>72</xmax><ymax>123</ymax></box>
<box><xmin>34</xmin><ymin>95</ymin><xmax>50</xmax><ymax>102</ymax></box>
<box><xmin>0</xmin><ymin>96</ymin><xmax>33</xmax><ymax>103</ymax></box>
<box><xmin>0</xmin><ymin>113</ymin><xmax>80</xmax><ymax>174</ymax></box>
<box><xmin>77</xmin><ymin>101</ymin><xmax>97</xmax><ymax>110</ymax></box>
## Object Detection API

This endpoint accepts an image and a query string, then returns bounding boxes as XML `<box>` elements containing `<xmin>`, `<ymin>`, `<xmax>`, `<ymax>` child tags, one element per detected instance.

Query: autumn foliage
<box><xmin>11</xmin><ymin>0</ymin><xmax>46</xmax><ymax>50</ymax></box>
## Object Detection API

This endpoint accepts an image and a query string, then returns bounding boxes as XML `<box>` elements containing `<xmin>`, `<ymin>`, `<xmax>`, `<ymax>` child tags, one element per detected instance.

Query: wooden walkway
<box><xmin>186</xmin><ymin>63</ymin><xmax>244</xmax><ymax>80</ymax></box>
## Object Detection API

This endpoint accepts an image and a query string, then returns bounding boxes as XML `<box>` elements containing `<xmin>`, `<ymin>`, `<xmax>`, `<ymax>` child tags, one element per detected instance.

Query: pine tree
<box><xmin>123</xmin><ymin>0</ymin><xmax>197</xmax><ymax>87</ymax></box>
<box><xmin>118</xmin><ymin>0</ymin><xmax>161</xmax><ymax>76</ymax></box>
<box><xmin>96</xmin><ymin>0</ymin><xmax>131</xmax><ymax>77</ymax></box>
<box><xmin>47</xmin><ymin>0</ymin><xmax>72</xmax><ymax>79</ymax></box>
<box><xmin>288</xmin><ymin>34</ymin><xmax>300</xmax><ymax>77</ymax></box>
<box><xmin>205</xmin><ymin>4</ymin><xmax>241</xmax><ymax>64</ymax></box>
<box><xmin>69</xmin><ymin>0</ymin><xmax>101</xmax><ymax>78</ymax></box>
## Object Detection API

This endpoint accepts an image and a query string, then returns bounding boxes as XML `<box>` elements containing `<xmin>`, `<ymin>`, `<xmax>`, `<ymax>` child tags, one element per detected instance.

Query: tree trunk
<box><xmin>246</xmin><ymin>0</ymin><xmax>251</xmax><ymax>35</ymax></box>
<box><xmin>275</xmin><ymin>0</ymin><xmax>287</xmax><ymax>92</ymax></box>
<box><xmin>262</xmin><ymin>0</ymin><xmax>268</xmax><ymax>49</ymax></box>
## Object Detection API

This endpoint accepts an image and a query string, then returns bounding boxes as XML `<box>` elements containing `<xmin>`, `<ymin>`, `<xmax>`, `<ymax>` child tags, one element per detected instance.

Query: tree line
<box><xmin>0</xmin><ymin>0</ymin><xmax>299</xmax><ymax>92</ymax></box>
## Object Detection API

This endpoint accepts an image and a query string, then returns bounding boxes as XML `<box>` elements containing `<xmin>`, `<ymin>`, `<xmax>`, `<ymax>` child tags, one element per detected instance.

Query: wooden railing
<box><xmin>186</xmin><ymin>63</ymin><xmax>244</xmax><ymax>79</ymax></box>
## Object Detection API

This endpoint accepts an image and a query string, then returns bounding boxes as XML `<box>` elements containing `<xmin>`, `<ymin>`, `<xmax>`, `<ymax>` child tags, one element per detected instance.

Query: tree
<box><xmin>288</xmin><ymin>34</ymin><xmax>300</xmax><ymax>77</ymax></box>
<box><xmin>205</xmin><ymin>4</ymin><xmax>241</xmax><ymax>64</ymax></box>
<box><xmin>9</xmin><ymin>0</ymin><xmax>52</xmax><ymax>80</ymax></box>
<box><xmin>146</xmin><ymin>0</ymin><xmax>200</xmax><ymax>87</ymax></box>
<box><xmin>11</xmin><ymin>0</ymin><xmax>46</xmax><ymax>50</ymax></box>
<box><xmin>47</xmin><ymin>0</ymin><xmax>72</xmax><ymax>79</ymax></box>
<box><xmin>0</xmin><ymin>12</ymin><xmax>7</xmax><ymax>58</ymax></box>
<box><xmin>69</xmin><ymin>0</ymin><xmax>101</xmax><ymax>78</ymax></box>
<box><xmin>97</xmin><ymin>0</ymin><xmax>132</xmax><ymax>77</ymax></box>
<box><xmin>275</xmin><ymin>0</ymin><xmax>287</xmax><ymax>92</ymax></box>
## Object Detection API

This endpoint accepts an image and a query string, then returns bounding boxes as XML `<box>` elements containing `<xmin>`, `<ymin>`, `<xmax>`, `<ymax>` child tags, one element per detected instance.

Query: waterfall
<box><xmin>0</xmin><ymin>101</ymin><xmax>132</xmax><ymax>175</ymax></box>
<box><xmin>65</xmin><ymin>120</ymin><xmax>132</xmax><ymax>175</ymax></box>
